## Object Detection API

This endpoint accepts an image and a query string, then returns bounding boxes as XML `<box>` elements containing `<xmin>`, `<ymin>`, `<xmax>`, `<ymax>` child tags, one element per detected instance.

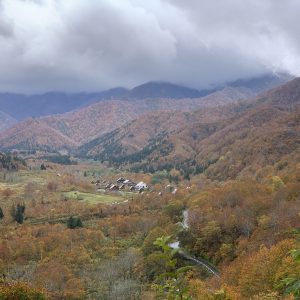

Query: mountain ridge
<box><xmin>0</xmin><ymin>73</ymin><xmax>291</xmax><ymax>121</ymax></box>
<box><xmin>77</xmin><ymin>76</ymin><xmax>300</xmax><ymax>179</ymax></box>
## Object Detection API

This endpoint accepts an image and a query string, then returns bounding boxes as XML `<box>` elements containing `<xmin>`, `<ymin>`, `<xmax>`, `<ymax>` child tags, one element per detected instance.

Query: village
<box><xmin>91</xmin><ymin>177</ymin><xmax>149</xmax><ymax>194</ymax></box>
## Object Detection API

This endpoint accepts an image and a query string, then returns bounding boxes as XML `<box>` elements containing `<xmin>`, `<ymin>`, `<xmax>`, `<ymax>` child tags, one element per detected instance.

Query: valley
<box><xmin>0</xmin><ymin>75</ymin><xmax>300</xmax><ymax>299</ymax></box>
<box><xmin>1</xmin><ymin>1</ymin><xmax>300</xmax><ymax>298</ymax></box>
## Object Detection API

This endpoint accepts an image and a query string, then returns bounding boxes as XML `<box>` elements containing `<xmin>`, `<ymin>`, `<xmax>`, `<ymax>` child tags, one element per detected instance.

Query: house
<box><xmin>124</xmin><ymin>179</ymin><xmax>136</xmax><ymax>186</ymax></box>
<box><xmin>135</xmin><ymin>181</ymin><xmax>148</xmax><ymax>190</ymax></box>
<box><xmin>110</xmin><ymin>185</ymin><xmax>119</xmax><ymax>191</ymax></box>
<box><xmin>119</xmin><ymin>184</ymin><xmax>125</xmax><ymax>190</ymax></box>
<box><xmin>129</xmin><ymin>186</ymin><xmax>135</xmax><ymax>191</ymax></box>
<box><xmin>105</xmin><ymin>183</ymin><xmax>112</xmax><ymax>189</ymax></box>
<box><xmin>117</xmin><ymin>177</ymin><xmax>125</xmax><ymax>183</ymax></box>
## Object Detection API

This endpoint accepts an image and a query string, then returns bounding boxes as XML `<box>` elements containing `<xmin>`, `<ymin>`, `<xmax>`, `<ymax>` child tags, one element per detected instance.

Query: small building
<box><xmin>119</xmin><ymin>184</ymin><xmax>125</xmax><ymax>190</ymax></box>
<box><xmin>124</xmin><ymin>180</ymin><xmax>136</xmax><ymax>186</ymax></box>
<box><xmin>135</xmin><ymin>181</ymin><xmax>148</xmax><ymax>190</ymax></box>
<box><xmin>110</xmin><ymin>185</ymin><xmax>119</xmax><ymax>191</ymax></box>
<box><xmin>105</xmin><ymin>183</ymin><xmax>112</xmax><ymax>189</ymax></box>
<box><xmin>117</xmin><ymin>177</ymin><xmax>125</xmax><ymax>183</ymax></box>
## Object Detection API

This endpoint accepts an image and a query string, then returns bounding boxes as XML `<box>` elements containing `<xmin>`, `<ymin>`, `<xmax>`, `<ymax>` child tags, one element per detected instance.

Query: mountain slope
<box><xmin>0</xmin><ymin>83</ymin><xmax>209</xmax><ymax>120</ymax></box>
<box><xmin>0</xmin><ymin>75</ymin><xmax>294</xmax><ymax>152</ymax></box>
<box><xmin>0</xmin><ymin>119</ymin><xmax>77</xmax><ymax>151</ymax></box>
<box><xmin>126</xmin><ymin>81</ymin><xmax>208</xmax><ymax>99</ymax></box>
<box><xmin>0</xmin><ymin>86</ymin><xmax>254</xmax><ymax>152</ymax></box>
<box><xmin>78</xmin><ymin>77</ymin><xmax>300</xmax><ymax>178</ymax></box>
<box><xmin>228</xmin><ymin>73</ymin><xmax>293</xmax><ymax>93</ymax></box>
<box><xmin>77</xmin><ymin>104</ymin><xmax>243</xmax><ymax>166</ymax></box>
<box><xmin>0</xmin><ymin>73</ymin><xmax>290</xmax><ymax>121</ymax></box>
<box><xmin>0</xmin><ymin>111</ymin><xmax>17</xmax><ymax>132</ymax></box>
<box><xmin>0</xmin><ymin>92</ymin><xmax>100</xmax><ymax>120</ymax></box>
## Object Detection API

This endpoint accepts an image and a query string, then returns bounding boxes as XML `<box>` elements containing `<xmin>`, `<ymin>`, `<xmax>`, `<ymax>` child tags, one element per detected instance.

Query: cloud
<box><xmin>0</xmin><ymin>0</ymin><xmax>299</xmax><ymax>92</ymax></box>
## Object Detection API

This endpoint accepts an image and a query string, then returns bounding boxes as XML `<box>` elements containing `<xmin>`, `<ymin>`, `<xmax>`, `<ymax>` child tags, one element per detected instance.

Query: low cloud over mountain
<box><xmin>0</xmin><ymin>0</ymin><xmax>299</xmax><ymax>92</ymax></box>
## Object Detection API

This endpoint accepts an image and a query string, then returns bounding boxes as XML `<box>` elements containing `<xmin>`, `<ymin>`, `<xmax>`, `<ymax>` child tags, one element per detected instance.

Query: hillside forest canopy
<box><xmin>0</xmin><ymin>76</ymin><xmax>300</xmax><ymax>299</ymax></box>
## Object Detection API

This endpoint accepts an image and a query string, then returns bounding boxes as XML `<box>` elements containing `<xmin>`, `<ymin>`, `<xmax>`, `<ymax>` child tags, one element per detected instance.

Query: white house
<box><xmin>135</xmin><ymin>181</ymin><xmax>148</xmax><ymax>190</ymax></box>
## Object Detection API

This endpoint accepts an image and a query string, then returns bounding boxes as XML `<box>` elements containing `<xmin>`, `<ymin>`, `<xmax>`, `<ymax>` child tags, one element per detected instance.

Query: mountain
<box><xmin>0</xmin><ymin>82</ymin><xmax>259</xmax><ymax>152</ymax></box>
<box><xmin>78</xmin><ymin>77</ymin><xmax>300</xmax><ymax>179</ymax></box>
<box><xmin>0</xmin><ymin>111</ymin><xmax>17</xmax><ymax>132</ymax></box>
<box><xmin>125</xmin><ymin>81</ymin><xmax>211</xmax><ymax>99</ymax></box>
<box><xmin>0</xmin><ymin>97</ymin><xmax>214</xmax><ymax>151</ymax></box>
<box><xmin>0</xmin><ymin>118</ymin><xmax>77</xmax><ymax>152</ymax></box>
<box><xmin>0</xmin><ymin>83</ymin><xmax>212</xmax><ymax>121</ymax></box>
<box><xmin>0</xmin><ymin>73</ymin><xmax>290</xmax><ymax>121</ymax></box>
<box><xmin>228</xmin><ymin>73</ymin><xmax>293</xmax><ymax>93</ymax></box>
<box><xmin>76</xmin><ymin>103</ymin><xmax>242</xmax><ymax>169</ymax></box>
<box><xmin>0</xmin><ymin>83</ymin><xmax>211</xmax><ymax>121</ymax></box>
<box><xmin>0</xmin><ymin>92</ymin><xmax>99</xmax><ymax>120</ymax></box>
<box><xmin>0</xmin><ymin>74</ymin><xmax>293</xmax><ymax>152</ymax></box>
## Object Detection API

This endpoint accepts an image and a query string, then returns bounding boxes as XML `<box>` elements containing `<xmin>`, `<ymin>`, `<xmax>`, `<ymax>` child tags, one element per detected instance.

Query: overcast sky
<box><xmin>0</xmin><ymin>0</ymin><xmax>299</xmax><ymax>93</ymax></box>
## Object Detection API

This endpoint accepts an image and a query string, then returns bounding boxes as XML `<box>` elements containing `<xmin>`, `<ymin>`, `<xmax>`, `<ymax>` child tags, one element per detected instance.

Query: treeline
<box><xmin>0</xmin><ymin>152</ymin><xmax>26</xmax><ymax>171</ymax></box>
<box><xmin>42</xmin><ymin>155</ymin><xmax>77</xmax><ymax>165</ymax></box>
<box><xmin>130</xmin><ymin>158</ymin><xmax>218</xmax><ymax>182</ymax></box>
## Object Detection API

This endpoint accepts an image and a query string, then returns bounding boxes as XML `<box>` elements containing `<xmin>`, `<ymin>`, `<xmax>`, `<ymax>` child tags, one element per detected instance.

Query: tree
<box><xmin>0</xmin><ymin>207</ymin><xmax>3</xmax><ymax>219</ymax></box>
<box><xmin>142</xmin><ymin>227</ymin><xmax>166</xmax><ymax>256</ymax></box>
<box><xmin>16</xmin><ymin>204</ymin><xmax>25</xmax><ymax>224</ymax></box>
<box><xmin>35</xmin><ymin>260</ymin><xmax>84</xmax><ymax>299</ymax></box>
<box><xmin>67</xmin><ymin>216</ymin><xmax>83</xmax><ymax>229</ymax></box>
<box><xmin>280</xmin><ymin>240</ymin><xmax>300</xmax><ymax>299</ymax></box>
<box><xmin>152</xmin><ymin>236</ymin><xmax>192</xmax><ymax>300</ymax></box>
<box><xmin>11</xmin><ymin>203</ymin><xmax>25</xmax><ymax>224</ymax></box>
<box><xmin>163</xmin><ymin>201</ymin><xmax>184</xmax><ymax>222</ymax></box>
<box><xmin>0</xmin><ymin>282</ymin><xmax>46</xmax><ymax>300</ymax></box>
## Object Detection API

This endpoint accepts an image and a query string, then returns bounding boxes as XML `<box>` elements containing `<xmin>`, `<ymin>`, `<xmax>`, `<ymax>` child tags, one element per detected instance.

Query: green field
<box><xmin>62</xmin><ymin>190</ymin><xmax>126</xmax><ymax>204</ymax></box>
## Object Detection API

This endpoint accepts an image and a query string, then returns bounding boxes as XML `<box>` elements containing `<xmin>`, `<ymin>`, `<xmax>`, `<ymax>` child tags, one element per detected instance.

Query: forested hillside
<box><xmin>0</xmin><ymin>152</ymin><xmax>26</xmax><ymax>171</ymax></box>
<box><xmin>79</xmin><ymin>78</ymin><xmax>300</xmax><ymax>181</ymax></box>
<box><xmin>0</xmin><ymin>89</ymin><xmax>249</xmax><ymax>152</ymax></box>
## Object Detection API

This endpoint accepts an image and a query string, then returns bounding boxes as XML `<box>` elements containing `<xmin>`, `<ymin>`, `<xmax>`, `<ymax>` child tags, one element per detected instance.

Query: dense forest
<box><xmin>1</xmin><ymin>0</ymin><xmax>300</xmax><ymax>298</ymax></box>
<box><xmin>0</xmin><ymin>145</ymin><xmax>299</xmax><ymax>299</ymax></box>
<box><xmin>0</xmin><ymin>79</ymin><xmax>300</xmax><ymax>299</ymax></box>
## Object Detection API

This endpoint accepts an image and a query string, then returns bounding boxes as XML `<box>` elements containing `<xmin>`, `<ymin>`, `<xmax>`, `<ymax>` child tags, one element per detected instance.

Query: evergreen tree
<box><xmin>15</xmin><ymin>204</ymin><xmax>25</xmax><ymax>224</ymax></box>
<box><xmin>0</xmin><ymin>207</ymin><xmax>4</xmax><ymax>219</ymax></box>
<box><xmin>183</xmin><ymin>172</ymin><xmax>190</xmax><ymax>181</ymax></box>
<box><xmin>67</xmin><ymin>216</ymin><xmax>83</xmax><ymax>229</ymax></box>
<box><xmin>67</xmin><ymin>216</ymin><xmax>75</xmax><ymax>229</ymax></box>
<box><xmin>11</xmin><ymin>203</ymin><xmax>25</xmax><ymax>224</ymax></box>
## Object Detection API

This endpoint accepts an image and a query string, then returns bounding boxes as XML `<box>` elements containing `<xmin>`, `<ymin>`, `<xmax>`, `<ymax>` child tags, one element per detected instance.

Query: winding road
<box><xmin>170</xmin><ymin>209</ymin><xmax>220</xmax><ymax>277</ymax></box>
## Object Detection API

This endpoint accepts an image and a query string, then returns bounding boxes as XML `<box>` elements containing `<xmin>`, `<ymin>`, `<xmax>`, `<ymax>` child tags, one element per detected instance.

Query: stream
<box><xmin>170</xmin><ymin>209</ymin><xmax>220</xmax><ymax>277</ymax></box>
